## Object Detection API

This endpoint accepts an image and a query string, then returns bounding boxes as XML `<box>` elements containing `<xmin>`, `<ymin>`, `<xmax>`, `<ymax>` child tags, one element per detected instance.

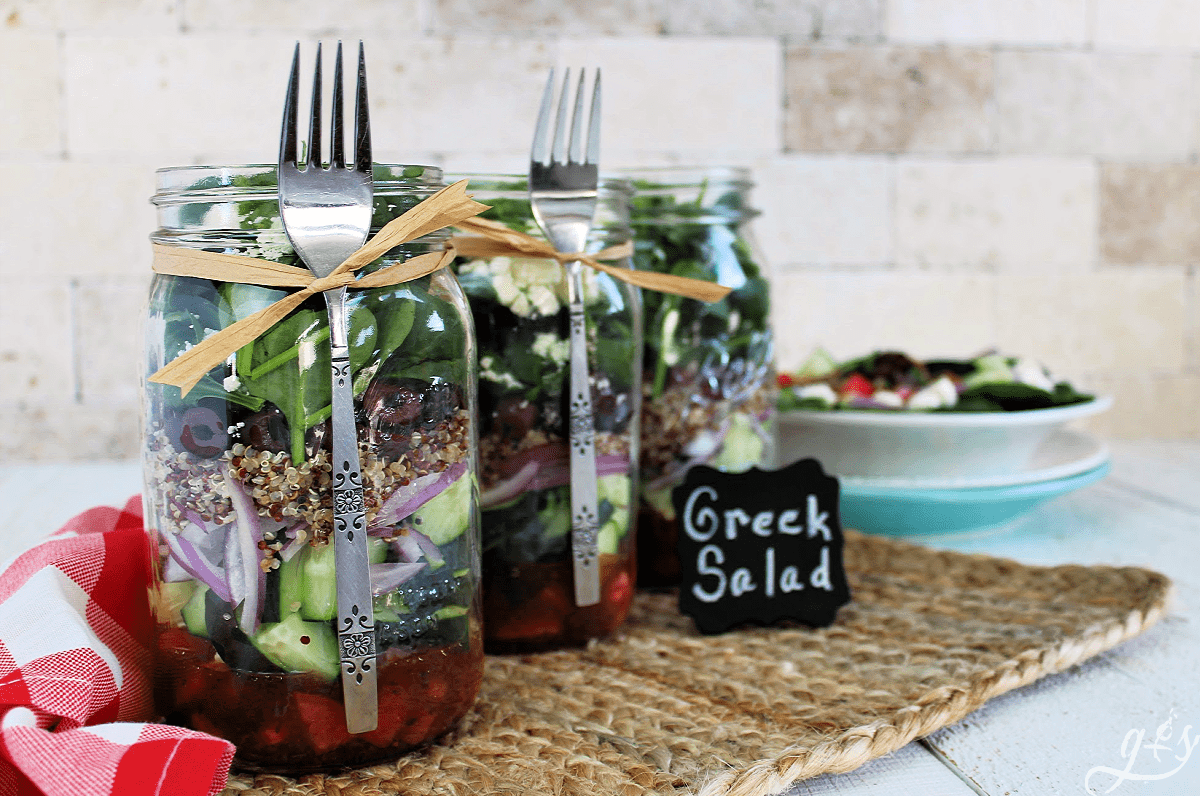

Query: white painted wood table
<box><xmin>1</xmin><ymin>441</ymin><xmax>1197</xmax><ymax>796</ymax></box>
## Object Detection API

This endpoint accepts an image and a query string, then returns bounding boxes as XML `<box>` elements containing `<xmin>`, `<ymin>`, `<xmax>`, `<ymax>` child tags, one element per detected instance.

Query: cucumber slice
<box><xmin>181</xmin><ymin>584</ymin><xmax>210</xmax><ymax>638</ymax></box>
<box><xmin>299</xmin><ymin>543</ymin><xmax>337</xmax><ymax>622</ymax></box>
<box><xmin>434</xmin><ymin>605</ymin><xmax>468</xmax><ymax>620</ymax></box>
<box><xmin>710</xmin><ymin>413</ymin><xmax>765</xmax><ymax>472</ymax></box>
<box><xmin>795</xmin><ymin>347</ymin><xmax>838</xmax><ymax>379</ymax></box>
<box><xmin>598</xmin><ymin>522</ymin><xmax>620</xmax><ymax>556</ymax></box>
<box><xmin>158</xmin><ymin>580</ymin><xmax>196</xmax><ymax>624</ymax></box>
<box><xmin>251</xmin><ymin>612</ymin><xmax>339</xmax><ymax>680</ymax></box>
<box><xmin>368</xmin><ymin>536</ymin><xmax>389</xmax><ymax>564</ymax></box>
<box><xmin>278</xmin><ymin>550</ymin><xmax>304</xmax><ymax>616</ymax></box>
<box><xmin>409</xmin><ymin>472</ymin><xmax>475</xmax><ymax>546</ymax></box>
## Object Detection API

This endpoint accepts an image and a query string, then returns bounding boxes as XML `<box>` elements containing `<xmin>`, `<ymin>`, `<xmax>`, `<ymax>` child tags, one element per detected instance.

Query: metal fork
<box><xmin>278</xmin><ymin>41</ymin><xmax>377</xmax><ymax>733</ymax></box>
<box><xmin>528</xmin><ymin>68</ymin><xmax>603</xmax><ymax>607</ymax></box>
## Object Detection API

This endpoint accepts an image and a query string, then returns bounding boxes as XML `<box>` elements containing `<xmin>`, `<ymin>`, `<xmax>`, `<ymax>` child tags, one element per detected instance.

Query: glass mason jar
<box><xmin>142</xmin><ymin>165</ymin><xmax>483</xmax><ymax>772</ymax></box>
<box><xmin>624</xmin><ymin>167</ymin><xmax>777</xmax><ymax>587</ymax></box>
<box><xmin>449</xmin><ymin>175</ymin><xmax>641</xmax><ymax>651</ymax></box>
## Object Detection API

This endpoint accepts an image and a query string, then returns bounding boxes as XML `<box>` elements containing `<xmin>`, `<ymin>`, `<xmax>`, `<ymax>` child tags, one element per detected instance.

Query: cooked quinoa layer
<box><xmin>639</xmin><ymin>382</ymin><xmax>775</xmax><ymax>476</ymax></box>
<box><xmin>145</xmin><ymin>408</ymin><xmax>472</xmax><ymax>543</ymax></box>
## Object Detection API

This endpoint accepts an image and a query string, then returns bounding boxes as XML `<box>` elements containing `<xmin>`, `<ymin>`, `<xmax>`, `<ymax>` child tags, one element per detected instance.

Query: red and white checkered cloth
<box><xmin>0</xmin><ymin>496</ymin><xmax>235</xmax><ymax>796</ymax></box>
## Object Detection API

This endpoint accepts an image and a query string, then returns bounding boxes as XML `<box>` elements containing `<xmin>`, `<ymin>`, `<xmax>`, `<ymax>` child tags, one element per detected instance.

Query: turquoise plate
<box><xmin>839</xmin><ymin>462</ymin><xmax>1111</xmax><ymax>537</ymax></box>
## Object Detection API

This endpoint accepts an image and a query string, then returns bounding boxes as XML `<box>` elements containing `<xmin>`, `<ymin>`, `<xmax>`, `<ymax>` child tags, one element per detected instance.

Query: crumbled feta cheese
<box><xmin>223</xmin><ymin>374</ymin><xmax>241</xmax><ymax>392</ymax></box>
<box><xmin>470</xmin><ymin>256</ymin><xmax>569</xmax><ymax>318</ymax></box>
<box><xmin>532</xmin><ymin>333</ymin><xmax>569</xmax><ymax>364</ymax></box>
<box><xmin>794</xmin><ymin>383</ymin><xmax>838</xmax><ymax>406</ymax></box>
<box><xmin>252</xmin><ymin>221</ymin><xmax>293</xmax><ymax>261</ymax></box>
<box><xmin>873</xmin><ymin>389</ymin><xmax>904</xmax><ymax>408</ymax></box>
<box><xmin>660</xmin><ymin>309</ymin><xmax>681</xmax><ymax>366</ymax></box>
<box><xmin>479</xmin><ymin>355</ymin><xmax>522</xmax><ymax>389</ymax></box>
<box><xmin>528</xmin><ymin>284</ymin><xmax>561</xmax><ymax>317</ymax></box>
<box><xmin>298</xmin><ymin>339</ymin><xmax>316</xmax><ymax>372</ymax></box>
<box><xmin>1012</xmin><ymin>358</ymin><xmax>1055</xmax><ymax>392</ymax></box>
<box><xmin>907</xmin><ymin>375</ymin><xmax>958</xmax><ymax>410</ymax></box>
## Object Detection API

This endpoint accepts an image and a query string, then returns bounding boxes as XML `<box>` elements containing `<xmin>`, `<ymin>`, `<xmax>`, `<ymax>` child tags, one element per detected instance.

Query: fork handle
<box><xmin>324</xmin><ymin>289</ymin><xmax>379</xmax><ymax>734</ymax></box>
<box><xmin>566</xmin><ymin>261</ymin><xmax>602</xmax><ymax>607</ymax></box>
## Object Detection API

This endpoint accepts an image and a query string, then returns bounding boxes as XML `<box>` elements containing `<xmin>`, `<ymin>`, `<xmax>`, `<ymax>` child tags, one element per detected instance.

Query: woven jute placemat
<box><xmin>224</xmin><ymin>531</ymin><xmax>1172</xmax><ymax>796</ymax></box>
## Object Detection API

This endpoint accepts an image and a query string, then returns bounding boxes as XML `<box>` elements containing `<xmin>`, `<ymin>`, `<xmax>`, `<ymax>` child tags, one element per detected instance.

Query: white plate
<box><xmin>838</xmin><ymin>428</ymin><xmax>1109</xmax><ymax>490</ymax></box>
<box><xmin>775</xmin><ymin>396</ymin><xmax>1112</xmax><ymax>480</ymax></box>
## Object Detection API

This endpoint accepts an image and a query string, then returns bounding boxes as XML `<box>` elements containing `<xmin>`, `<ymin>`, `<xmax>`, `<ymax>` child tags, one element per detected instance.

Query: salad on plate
<box><xmin>778</xmin><ymin>349</ymin><xmax>1094</xmax><ymax>413</ymax></box>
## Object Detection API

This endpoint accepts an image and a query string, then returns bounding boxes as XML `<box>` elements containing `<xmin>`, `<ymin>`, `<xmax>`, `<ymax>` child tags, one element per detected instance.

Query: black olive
<box><xmin>238</xmin><ymin>404</ymin><xmax>289</xmax><ymax>454</ymax></box>
<box><xmin>361</xmin><ymin>378</ymin><xmax>427</xmax><ymax>458</ymax></box>
<box><xmin>493</xmin><ymin>395</ymin><xmax>538</xmax><ymax>441</ymax></box>
<box><xmin>420</xmin><ymin>379</ymin><xmax>461</xmax><ymax>429</ymax></box>
<box><xmin>363</xmin><ymin>378</ymin><xmax>425</xmax><ymax>432</ymax></box>
<box><xmin>178</xmin><ymin>404</ymin><xmax>228</xmax><ymax>458</ymax></box>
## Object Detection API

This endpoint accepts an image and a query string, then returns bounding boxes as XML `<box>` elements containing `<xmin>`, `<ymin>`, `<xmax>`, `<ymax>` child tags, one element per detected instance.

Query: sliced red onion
<box><xmin>479</xmin><ymin>460</ymin><xmax>539</xmax><ymax>509</ymax></box>
<box><xmin>371</xmin><ymin>462</ymin><xmax>468</xmax><ymax>529</ymax></box>
<box><xmin>409</xmin><ymin>528</ymin><xmax>444</xmax><ymax>566</ymax></box>
<box><xmin>597</xmin><ymin>454</ymin><xmax>630</xmax><ymax>478</ymax></box>
<box><xmin>841</xmin><ymin>396</ymin><xmax>899</xmax><ymax>410</ymax></box>
<box><xmin>391</xmin><ymin>529</ymin><xmax>424</xmax><ymax>563</ymax></box>
<box><xmin>481</xmin><ymin>450</ymin><xmax>630</xmax><ymax>505</ymax></box>
<box><xmin>223</xmin><ymin>465</ymin><xmax>266</xmax><ymax>635</ymax></box>
<box><xmin>161</xmin><ymin>555</ymin><xmax>191</xmax><ymax>583</ymax></box>
<box><xmin>276</xmin><ymin>525</ymin><xmax>308</xmax><ymax>563</ymax></box>
<box><xmin>369</xmin><ymin>561</ymin><xmax>426</xmax><ymax>595</ymax></box>
<box><xmin>530</xmin><ymin>456</ymin><xmax>570</xmax><ymax>491</ymax></box>
<box><xmin>746</xmin><ymin>414</ymin><xmax>774</xmax><ymax>447</ymax></box>
<box><xmin>161</xmin><ymin>529</ymin><xmax>232</xmax><ymax>603</ymax></box>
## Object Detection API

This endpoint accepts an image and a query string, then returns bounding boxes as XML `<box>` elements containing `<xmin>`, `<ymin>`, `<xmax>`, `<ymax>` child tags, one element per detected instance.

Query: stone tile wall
<box><xmin>1</xmin><ymin>0</ymin><xmax>1198</xmax><ymax>459</ymax></box>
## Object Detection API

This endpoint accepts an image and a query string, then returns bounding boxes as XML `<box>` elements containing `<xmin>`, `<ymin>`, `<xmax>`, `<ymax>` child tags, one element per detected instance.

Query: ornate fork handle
<box><xmin>566</xmin><ymin>260</ymin><xmax>601</xmax><ymax>607</ymax></box>
<box><xmin>325</xmin><ymin>287</ymin><xmax>378</xmax><ymax>733</ymax></box>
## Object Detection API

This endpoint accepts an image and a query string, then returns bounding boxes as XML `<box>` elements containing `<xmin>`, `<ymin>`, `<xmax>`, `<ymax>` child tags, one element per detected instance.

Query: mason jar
<box><xmin>623</xmin><ymin>167</ymin><xmax>777</xmax><ymax>587</ymax></box>
<box><xmin>449</xmin><ymin>175</ymin><xmax>641</xmax><ymax>651</ymax></box>
<box><xmin>142</xmin><ymin>164</ymin><xmax>483</xmax><ymax>771</ymax></box>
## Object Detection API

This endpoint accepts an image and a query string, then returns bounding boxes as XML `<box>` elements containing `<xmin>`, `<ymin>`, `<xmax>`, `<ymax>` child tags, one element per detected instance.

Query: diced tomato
<box><xmin>840</xmin><ymin>373</ymin><xmax>874</xmax><ymax>398</ymax></box>
<box><xmin>171</xmin><ymin>661</ymin><xmax>222</xmax><ymax>709</ymax></box>
<box><xmin>777</xmin><ymin>373</ymin><xmax>795</xmax><ymax>388</ymax></box>
<box><xmin>606</xmin><ymin>571</ymin><xmax>632</xmax><ymax>609</ymax></box>
<box><xmin>293</xmin><ymin>692</ymin><xmax>353</xmax><ymax>755</ymax></box>
<box><xmin>256</xmin><ymin>724</ymin><xmax>287</xmax><ymax>749</ymax></box>
<box><xmin>158</xmin><ymin>628</ymin><xmax>211</xmax><ymax>659</ymax></box>
<box><xmin>361</xmin><ymin>689</ymin><xmax>410</xmax><ymax>748</ymax></box>
<box><xmin>189</xmin><ymin>711</ymin><xmax>223</xmax><ymax>739</ymax></box>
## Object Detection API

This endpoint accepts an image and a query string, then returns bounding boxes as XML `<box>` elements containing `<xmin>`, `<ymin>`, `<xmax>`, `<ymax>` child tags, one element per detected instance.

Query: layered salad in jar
<box><xmin>451</xmin><ymin>179</ymin><xmax>640</xmax><ymax>650</ymax></box>
<box><xmin>143</xmin><ymin>166</ymin><xmax>482</xmax><ymax>770</ymax></box>
<box><xmin>629</xmin><ymin>171</ymin><xmax>776</xmax><ymax>586</ymax></box>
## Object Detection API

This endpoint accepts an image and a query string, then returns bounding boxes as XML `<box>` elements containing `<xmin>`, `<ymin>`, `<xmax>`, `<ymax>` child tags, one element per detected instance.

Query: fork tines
<box><xmin>280</xmin><ymin>41</ymin><xmax>372</xmax><ymax>172</ymax></box>
<box><xmin>531</xmin><ymin>68</ymin><xmax>601</xmax><ymax>168</ymax></box>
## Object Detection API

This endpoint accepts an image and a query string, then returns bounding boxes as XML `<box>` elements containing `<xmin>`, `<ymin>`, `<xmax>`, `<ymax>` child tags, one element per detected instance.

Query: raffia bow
<box><xmin>448</xmin><ymin>216</ymin><xmax>732</xmax><ymax>304</ymax></box>
<box><xmin>148</xmin><ymin>180</ymin><xmax>490</xmax><ymax>397</ymax></box>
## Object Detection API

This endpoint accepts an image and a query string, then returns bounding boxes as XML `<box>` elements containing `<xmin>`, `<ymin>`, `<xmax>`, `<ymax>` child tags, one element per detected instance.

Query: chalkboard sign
<box><xmin>673</xmin><ymin>459</ymin><xmax>851</xmax><ymax>635</ymax></box>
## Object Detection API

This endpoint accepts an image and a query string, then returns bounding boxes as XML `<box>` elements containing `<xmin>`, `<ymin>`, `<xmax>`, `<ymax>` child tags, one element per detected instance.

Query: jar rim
<box><xmin>613</xmin><ymin>165</ymin><xmax>758</xmax><ymax>224</ymax></box>
<box><xmin>445</xmin><ymin>173</ymin><xmax>634</xmax><ymax>199</ymax></box>
<box><xmin>152</xmin><ymin>163</ymin><xmax>445</xmax><ymax>206</ymax></box>
<box><xmin>611</xmin><ymin>165</ymin><xmax>753</xmax><ymax>191</ymax></box>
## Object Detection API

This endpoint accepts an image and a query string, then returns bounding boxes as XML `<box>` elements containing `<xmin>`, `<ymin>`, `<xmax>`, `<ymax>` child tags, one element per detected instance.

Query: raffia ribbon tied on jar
<box><xmin>150</xmin><ymin>180</ymin><xmax>729</xmax><ymax>397</ymax></box>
